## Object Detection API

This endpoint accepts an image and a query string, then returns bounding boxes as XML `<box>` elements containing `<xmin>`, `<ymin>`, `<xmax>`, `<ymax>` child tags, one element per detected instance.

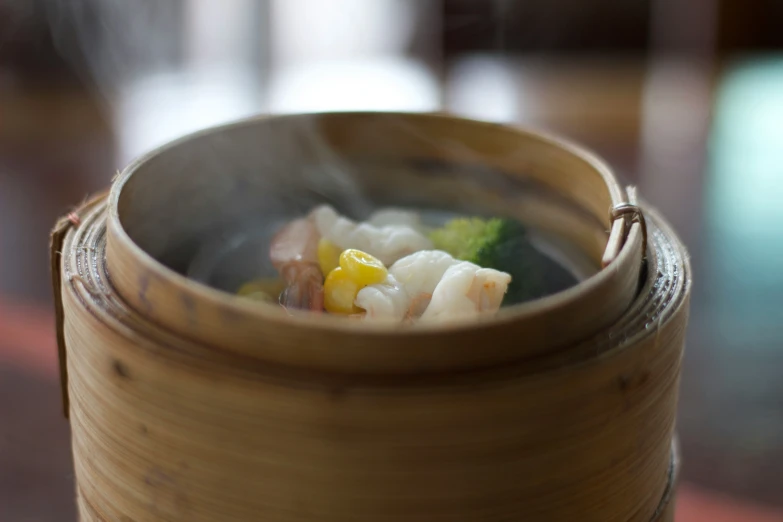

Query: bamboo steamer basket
<box><xmin>51</xmin><ymin>112</ymin><xmax>690</xmax><ymax>521</ymax></box>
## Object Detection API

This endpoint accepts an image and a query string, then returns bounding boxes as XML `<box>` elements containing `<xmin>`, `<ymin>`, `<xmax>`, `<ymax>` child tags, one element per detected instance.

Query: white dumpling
<box><xmin>311</xmin><ymin>205</ymin><xmax>432</xmax><ymax>266</ymax></box>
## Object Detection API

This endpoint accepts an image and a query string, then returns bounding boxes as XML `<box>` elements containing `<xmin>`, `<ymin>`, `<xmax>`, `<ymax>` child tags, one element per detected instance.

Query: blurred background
<box><xmin>1</xmin><ymin>0</ymin><xmax>782</xmax><ymax>520</ymax></box>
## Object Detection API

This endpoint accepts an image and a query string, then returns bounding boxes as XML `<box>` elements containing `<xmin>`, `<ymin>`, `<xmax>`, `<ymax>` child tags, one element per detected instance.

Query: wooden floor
<box><xmin>1</xmin><ymin>56</ymin><xmax>782</xmax><ymax>520</ymax></box>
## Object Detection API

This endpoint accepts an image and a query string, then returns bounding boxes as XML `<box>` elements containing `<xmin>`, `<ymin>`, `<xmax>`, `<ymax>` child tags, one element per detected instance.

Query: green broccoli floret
<box><xmin>429</xmin><ymin>217</ymin><xmax>504</xmax><ymax>264</ymax></box>
<box><xmin>429</xmin><ymin>217</ymin><xmax>543</xmax><ymax>305</ymax></box>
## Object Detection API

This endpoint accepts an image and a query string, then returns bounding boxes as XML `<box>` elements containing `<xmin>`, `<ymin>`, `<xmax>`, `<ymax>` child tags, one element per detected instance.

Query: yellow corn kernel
<box><xmin>317</xmin><ymin>238</ymin><xmax>342</xmax><ymax>276</ymax></box>
<box><xmin>339</xmin><ymin>249</ymin><xmax>388</xmax><ymax>286</ymax></box>
<box><xmin>324</xmin><ymin>267</ymin><xmax>361</xmax><ymax>314</ymax></box>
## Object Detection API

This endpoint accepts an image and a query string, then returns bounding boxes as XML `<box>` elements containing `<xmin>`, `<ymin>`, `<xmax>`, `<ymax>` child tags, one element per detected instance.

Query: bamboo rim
<box><xmin>103</xmin><ymin>112</ymin><xmax>645</xmax><ymax>372</ymax></box>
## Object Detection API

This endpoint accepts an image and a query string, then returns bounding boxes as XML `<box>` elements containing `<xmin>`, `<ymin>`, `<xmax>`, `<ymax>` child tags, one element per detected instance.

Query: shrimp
<box><xmin>355</xmin><ymin>250</ymin><xmax>457</xmax><ymax>321</ymax></box>
<box><xmin>420</xmin><ymin>263</ymin><xmax>511</xmax><ymax>321</ymax></box>
<box><xmin>353</xmin><ymin>274</ymin><xmax>409</xmax><ymax>322</ymax></box>
<box><xmin>355</xmin><ymin>249</ymin><xmax>511</xmax><ymax>322</ymax></box>
<box><xmin>405</xmin><ymin>293</ymin><xmax>432</xmax><ymax>321</ymax></box>
<box><xmin>269</xmin><ymin>217</ymin><xmax>325</xmax><ymax>311</ymax></box>
<box><xmin>353</xmin><ymin>250</ymin><xmax>450</xmax><ymax>321</ymax></box>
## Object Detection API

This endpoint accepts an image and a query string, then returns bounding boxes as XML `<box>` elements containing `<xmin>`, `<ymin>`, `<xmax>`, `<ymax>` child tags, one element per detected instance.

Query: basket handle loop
<box><xmin>602</xmin><ymin>185</ymin><xmax>648</xmax><ymax>268</ymax></box>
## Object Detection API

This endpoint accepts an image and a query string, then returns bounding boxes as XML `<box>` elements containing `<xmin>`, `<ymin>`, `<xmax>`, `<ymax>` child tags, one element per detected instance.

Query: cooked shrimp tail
<box><xmin>270</xmin><ymin>217</ymin><xmax>320</xmax><ymax>268</ymax></box>
<box><xmin>270</xmin><ymin>217</ymin><xmax>325</xmax><ymax>311</ymax></box>
<box><xmin>278</xmin><ymin>263</ymin><xmax>324</xmax><ymax>311</ymax></box>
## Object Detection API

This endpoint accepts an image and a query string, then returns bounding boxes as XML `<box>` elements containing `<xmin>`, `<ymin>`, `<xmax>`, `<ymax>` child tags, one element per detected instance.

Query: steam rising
<box><xmin>36</xmin><ymin>0</ymin><xmax>524</xmax><ymax>224</ymax></box>
<box><xmin>37</xmin><ymin>0</ymin><xmax>544</xmax><ymax>288</ymax></box>
<box><xmin>43</xmin><ymin>0</ymin><xmax>181</xmax><ymax>103</ymax></box>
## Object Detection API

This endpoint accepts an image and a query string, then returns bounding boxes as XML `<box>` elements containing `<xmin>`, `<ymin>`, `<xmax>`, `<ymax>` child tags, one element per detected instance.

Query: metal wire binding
<box><xmin>611</xmin><ymin>186</ymin><xmax>648</xmax><ymax>260</ymax></box>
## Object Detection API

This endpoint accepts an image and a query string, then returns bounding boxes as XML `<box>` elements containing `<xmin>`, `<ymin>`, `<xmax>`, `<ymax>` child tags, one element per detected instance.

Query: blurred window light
<box><xmin>184</xmin><ymin>0</ymin><xmax>260</xmax><ymax>71</ymax></box>
<box><xmin>445</xmin><ymin>55</ymin><xmax>520</xmax><ymax>123</ymax></box>
<box><xmin>114</xmin><ymin>0</ymin><xmax>265</xmax><ymax>164</ymax></box>
<box><xmin>266</xmin><ymin>0</ymin><xmax>437</xmax><ymax>114</ymax></box>
<box><xmin>697</xmin><ymin>58</ymin><xmax>783</xmax><ymax>379</ymax></box>
<box><xmin>270</xmin><ymin>0</ymin><xmax>415</xmax><ymax>64</ymax></box>
<box><xmin>708</xmin><ymin>58</ymin><xmax>783</xmax><ymax>241</ymax></box>
<box><xmin>115</xmin><ymin>68</ymin><xmax>262</xmax><ymax>166</ymax></box>
<box><xmin>705</xmin><ymin>57</ymin><xmax>783</xmax><ymax>294</ymax></box>
<box><xmin>266</xmin><ymin>57</ymin><xmax>439</xmax><ymax>113</ymax></box>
